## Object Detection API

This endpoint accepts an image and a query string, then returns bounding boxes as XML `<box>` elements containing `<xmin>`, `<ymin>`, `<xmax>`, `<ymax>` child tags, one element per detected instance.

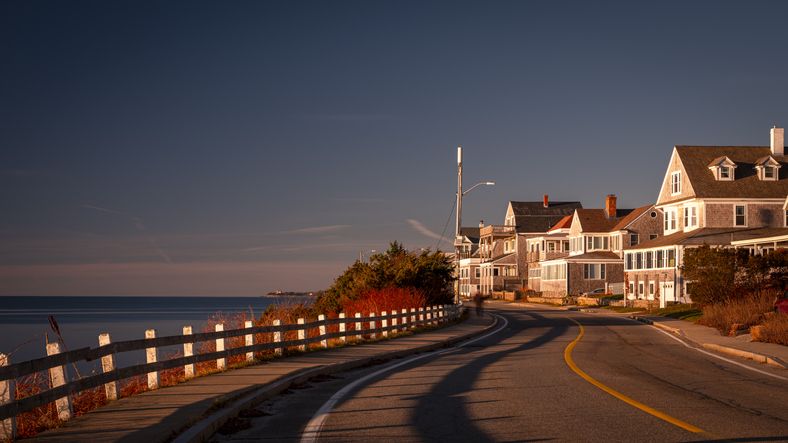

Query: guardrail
<box><xmin>0</xmin><ymin>304</ymin><xmax>462</xmax><ymax>440</ymax></box>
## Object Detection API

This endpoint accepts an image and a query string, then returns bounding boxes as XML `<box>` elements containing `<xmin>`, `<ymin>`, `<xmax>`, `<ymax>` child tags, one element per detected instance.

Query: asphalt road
<box><xmin>207</xmin><ymin>303</ymin><xmax>788</xmax><ymax>442</ymax></box>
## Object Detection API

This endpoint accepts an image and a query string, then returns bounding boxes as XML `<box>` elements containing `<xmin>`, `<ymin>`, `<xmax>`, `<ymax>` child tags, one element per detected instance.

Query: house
<box><xmin>476</xmin><ymin>196</ymin><xmax>582</xmax><ymax>295</ymax></box>
<box><xmin>536</xmin><ymin>195</ymin><xmax>663</xmax><ymax>296</ymax></box>
<box><xmin>623</xmin><ymin>127</ymin><xmax>788</xmax><ymax>307</ymax></box>
<box><xmin>455</xmin><ymin>225</ymin><xmax>482</xmax><ymax>298</ymax></box>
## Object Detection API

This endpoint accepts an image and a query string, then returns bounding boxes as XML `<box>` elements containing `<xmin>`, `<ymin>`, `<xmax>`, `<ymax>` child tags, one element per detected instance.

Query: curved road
<box><xmin>208</xmin><ymin>303</ymin><xmax>788</xmax><ymax>442</ymax></box>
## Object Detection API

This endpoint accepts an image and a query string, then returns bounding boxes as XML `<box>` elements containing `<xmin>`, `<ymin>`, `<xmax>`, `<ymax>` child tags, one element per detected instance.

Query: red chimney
<box><xmin>543</xmin><ymin>195</ymin><xmax>548</xmax><ymax>208</ymax></box>
<box><xmin>606</xmin><ymin>194</ymin><xmax>617</xmax><ymax>218</ymax></box>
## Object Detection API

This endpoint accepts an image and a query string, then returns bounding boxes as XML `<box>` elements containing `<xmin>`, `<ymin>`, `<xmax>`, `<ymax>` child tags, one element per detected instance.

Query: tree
<box><xmin>680</xmin><ymin>244</ymin><xmax>749</xmax><ymax>305</ymax></box>
<box><xmin>313</xmin><ymin>241</ymin><xmax>455</xmax><ymax>314</ymax></box>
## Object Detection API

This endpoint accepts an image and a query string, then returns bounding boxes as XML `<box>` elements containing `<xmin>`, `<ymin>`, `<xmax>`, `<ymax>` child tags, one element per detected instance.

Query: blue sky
<box><xmin>3</xmin><ymin>1</ymin><xmax>788</xmax><ymax>296</ymax></box>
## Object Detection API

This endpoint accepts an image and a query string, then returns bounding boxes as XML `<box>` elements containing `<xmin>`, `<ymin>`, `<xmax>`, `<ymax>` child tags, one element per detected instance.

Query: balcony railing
<box><xmin>479</xmin><ymin>225</ymin><xmax>516</xmax><ymax>237</ymax></box>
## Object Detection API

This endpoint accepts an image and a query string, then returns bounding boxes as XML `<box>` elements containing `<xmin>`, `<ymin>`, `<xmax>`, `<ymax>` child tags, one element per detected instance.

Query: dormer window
<box><xmin>708</xmin><ymin>156</ymin><xmax>736</xmax><ymax>181</ymax></box>
<box><xmin>755</xmin><ymin>156</ymin><xmax>781</xmax><ymax>181</ymax></box>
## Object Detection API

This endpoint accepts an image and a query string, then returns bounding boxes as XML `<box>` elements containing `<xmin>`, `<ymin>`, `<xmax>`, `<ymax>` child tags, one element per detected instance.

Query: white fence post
<box><xmin>245</xmin><ymin>320</ymin><xmax>255</xmax><ymax>362</ymax></box>
<box><xmin>402</xmin><ymin>309</ymin><xmax>408</xmax><ymax>331</ymax></box>
<box><xmin>98</xmin><ymin>334</ymin><xmax>119</xmax><ymax>401</ymax></box>
<box><xmin>273</xmin><ymin>319</ymin><xmax>282</xmax><ymax>355</ymax></box>
<box><xmin>0</xmin><ymin>353</ymin><xmax>16</xmax><ymax>441</ymax></box>
<box><xmin>391</xmin><ymin>311</ymin><xmax>398</xmax><ymax>332</ymax></box>
<box><xmin>339</xmin><ymin>313</ymin><xmax>347</xmax><ymax>343</ymax></box>
<box><xmin>381</xmin><ymin>311</ymin><xmax>388</xmax><ymax>337</ymax></box>
<box><xmin>440</xmin><ymin>305</ymin><xmax>445</xmax><ymax>322</ymax></box>
<box><xmin>216</xmin><ymin>324</ymin><xmax>226</xmax><ymax>369</ymax></box>
<box><xmin>419</xmin><ymin>307</ymin><xmax>424</xmax><ymax>325</ymax></box>
<box><xmin>145</xmin><ymin>329</ymin><xmax>160</xmax><ymax>389</ymax></box>
<box><xmin>298</xmin><ymin>318</ymin><xmax>306</xmax><ymax>351</ymax></box>
<box><xmin>370</xmin><ymin>312</ymin><xmax>376</xmax><ymax>339</ymax></box>
<box><xmin>46</xmin><ymin>342</ymin><xmax>74</xmax><ymax>421</ymax></box>
<box><xmin>355</xmin><ymin>313</ymin><xmax>362</xmax><ymax>340</ymax></box>
<box><xmin>319</xmin><ymin>315</ymin><xmax>328</xmax><ymax>348</ymax></box>
<box><xmin>410</xmin><ymin>308</ymin><xmax>416</xmax><ymax>329</ymax></box>
<box><xmin>183</xmin><ymin>326</ymin><xmax>195</xmax><ymax>377</ymax></box>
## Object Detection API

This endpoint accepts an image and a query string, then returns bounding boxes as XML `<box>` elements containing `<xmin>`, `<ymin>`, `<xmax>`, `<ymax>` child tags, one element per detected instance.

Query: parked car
<box><xmin>582</xmin><ymin>288</ymin><xmax>606</xmax><ymax>297</ymax></box>
<box><xmin>776</xmin><ymin>290</ymin><xmax>788</xmax><ymax>314</ymax></box>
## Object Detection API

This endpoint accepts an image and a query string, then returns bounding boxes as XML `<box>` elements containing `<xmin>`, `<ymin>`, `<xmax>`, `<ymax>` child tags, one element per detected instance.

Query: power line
<box><xmin>436</xmin><ymin>196</ymin><xmax>457</xmax><ymax>252</ymax></box>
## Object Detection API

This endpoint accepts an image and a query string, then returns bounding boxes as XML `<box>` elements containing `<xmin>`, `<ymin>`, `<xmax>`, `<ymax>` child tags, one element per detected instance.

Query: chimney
<box><xmin>543</xmin><ymin>195</ymin><xmax>548</xmax><ymax>208</ymax></box>
<box><xmin>479</xmin><ymin>220</ymin><xmax>484</xmax><ymax>228</ymax></box>
<box><xmin>771</xmin><ymin>127</ymin><xmax>784</xmax><ymax>156</ymax></box>
<box><xmin>605</xmin><ymin>194</ymin><xmax>617</xmax><ymax>218</ymax></box>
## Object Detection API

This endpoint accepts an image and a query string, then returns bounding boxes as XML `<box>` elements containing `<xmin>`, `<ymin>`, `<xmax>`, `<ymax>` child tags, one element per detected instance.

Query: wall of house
<box><xmin>657</xmin><ymin>149</ymin><xmax>694</xmax><ymax>205</ymax></box>
<box><xmin>625</xmin><ymin>269</ymin><xmax>678</xmax><ymax>300</ymax></box>
<box><xmin>540</xmin><ymin>279</ymin><xmax>565</xmax><ymax>295</ymax></box>
<box><xmin>628</xmin><ymin>208</ymin><xmax>664</xmax><ymax>244</ymax></box>
<box><xmin>567</xmin><ymin>262</ymin><xmax>624</xmax><ymax>295</ymax></box>
<box><xmin>705</xmin><ymin>203</ymin><xmax>784</xmax><ymax>228</ymax></box>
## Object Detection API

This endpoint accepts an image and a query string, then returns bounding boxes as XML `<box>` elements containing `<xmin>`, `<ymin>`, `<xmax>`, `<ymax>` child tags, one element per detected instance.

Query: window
<box><xmin>563</xmin><ymin>241</ymin><xmax>569</xmax><ymax>252</ymax></box>
<box><xmin>639</xmin><ymin>282</ymin><xmax>645</xmax><ymax>296</ymax></box>
<box><xmin>766</xmin><ymin>166</ymin><xmax>775</xmax><ymax>178</ymax></box>
<box><xmin>646</xmin><ymin>252</ymin><xmax>652</xmax><ymax>268</ymax></box>
<box><xmin>635</xmin><ymin>252</ymin><xmax>642</xmax><ymax>269</ymax></box>
<box><xmin>587</xmin><ymin>236</ymin><xmax>608</xmax><ymax>251</ymax></box>
<box><xmin>735</xmin><ymin>205</ymin><xmax>746</xmax><ymax>226</ymax></box>
<box><xmin>493</xmin><ymin>268</ymin><xmax>499</xmax><ymax>277</ymax></box>
<box><xmin>612</xmin><ymin>235</ymin><xmax>620</xmax><ymax>251</ymax></box>
<box><xmin>584</xmin><ymin>263</ymin><xmax>606</xmax><ymax>279</ymax></box>
<box><xmin>671</xmin><ymin>171</ymin><xmax>682</xmax><ymax>195</ymax></box>
<box><xmin>664</xmin><ymin>212</ymin><xmax>669</xmax><ymax>231</ymax></box>
<box><xmin>631</xmin><ymin>234</ymin><xmax>639</xmax><ymax>246</ymax></box>
<box><xmin>720</xmin><ymin>166</ymin><xmax>730</xmax><ymax>179</ymax></box>
<box><xmin>475</xmin><ymin>268</ymin><xmax>480</xmax><ymax>278</ymax></box>
<box><xmin>547</xmin><ymin>242</ymin><xmax>556</xmax><ymax>252</ymax></box>
<box><xmin>650</xmin><ymin>234</ymin><xmax>658</xmax><ymax>240</ymax></box>
<box><xmin>629</xmin><ymin>282</ymin><xmax>635</xmax><ymax>295</ymax></box>
<box><xmin>668</xmin><ymin>249</ymin><xmax>675</xmax><ymax>267</ymax></box>
<box><xmin>649</xmin><ymin>282</ymin><xmax>655</xmax><ymax>295</ymax></box>
<box><xmin>657</xmin><ymin>250</ymin><xmax>663</xmax><ymax>268</ymax></box>
<box><xmin>670</xmin><ymin>211</ymin><xmax>676</xmax><ymax>230</ymax></box>
<box><xmin>543</xmin><ymin>264</ymin><xmax>566</xmax><ymax>281</ymax></box>
<box><xmin>691</xmin><ymin>206</ymin><xmax>697</xmax><ymax>227</ymax></box>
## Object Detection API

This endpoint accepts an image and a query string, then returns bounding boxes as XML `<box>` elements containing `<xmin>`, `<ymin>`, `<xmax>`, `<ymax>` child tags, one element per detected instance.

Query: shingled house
<box><xmin>624</xmin><ymin>127</ymin><xmax>788</xmax><ymax>307</ymax></box>
<box><xmin>477</xmin><ymin>197</ymin><xmax>582</xmax><ymax>295</ymax></box>
<box><xmin>535</xmin><ymin>195</ymin><xmax>663</xmax><ymax>296</ymax></box>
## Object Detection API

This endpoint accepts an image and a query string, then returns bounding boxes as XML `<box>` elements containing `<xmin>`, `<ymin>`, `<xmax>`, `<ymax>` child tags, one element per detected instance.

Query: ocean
<box><xmin>0</xmin><ymin>296</ymin><xmax>312</xmax><ymax>372</ymax></box>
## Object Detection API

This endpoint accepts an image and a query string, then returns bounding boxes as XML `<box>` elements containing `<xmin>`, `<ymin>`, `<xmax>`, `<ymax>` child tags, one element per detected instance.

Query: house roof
<box><xmin>624</xmin><ymin>227</ymin><xmax>788</xmax><ymax>250</ymax></box>
<box><xmin>574</xmin><ymin>208</ymin><xmax>637</xmax><ymax>233</ymax></box>
<box><xmin>548</xmin><ymin>215</ymin><xmax>573</xmax><ymax>232</ymax></box>
<box><xmin>457</xmin><ymin>227</ymin><xmax>481</xmax><ymax>242</ymax></box>
<box><xmin>542</xmin><ymin>251</ymin><xmax>621</xmax><ymax>264</ymax></box>
<box><xmin>611</xmin><ymin>205</ymin><xmax>655</xmax><ymax>231</ymax></box>
<box><xmin>508</xmin><ymin>201</ymin><xmax>584</xmax><ymax>234</ymax></box>
<box><xmin>661</xmin><ymin>146</ymin><xmax>788</xmax><ymax>205</ymax></box>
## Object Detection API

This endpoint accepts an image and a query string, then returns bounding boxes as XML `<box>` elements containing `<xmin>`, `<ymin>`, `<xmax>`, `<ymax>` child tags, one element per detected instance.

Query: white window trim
<box><xmin>734</xmin><ymin>204</ymin><xmax>747</xmax><ymax>227</ymax></box>
<box><xmin>671</xmin><ymin>171</ymin><xmax>682</xmax><ymax>195</ymax></box>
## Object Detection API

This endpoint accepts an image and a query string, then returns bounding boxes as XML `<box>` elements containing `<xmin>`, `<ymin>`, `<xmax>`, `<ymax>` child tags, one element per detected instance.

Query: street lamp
<box><xmin>359</xmin><ymin>249</ymin><xmax>376</xmax><ymax>263</ymax></box>
<box><xmin>455</xmin><ymin>147</ymin><xmax>495</xmax><ymax>303</ymax></box>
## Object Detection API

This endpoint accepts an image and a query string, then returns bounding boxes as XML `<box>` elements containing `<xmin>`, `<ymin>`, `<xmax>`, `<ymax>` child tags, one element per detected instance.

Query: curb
<box><xmin>629</xmin><ymin>315</ymin><xmax>788</xmax><ymax>371</ymax></box>
<box><xmin>172</xmin><ymin>314</ymin><xmax>499</xmax><ymax>443</ymax></box>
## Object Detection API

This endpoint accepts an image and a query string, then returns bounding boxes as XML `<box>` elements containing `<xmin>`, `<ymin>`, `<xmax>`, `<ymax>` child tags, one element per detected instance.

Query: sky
<box><xmin>3</xmin><ymin>1</ymin><xmax>788</xmax><ymax>296</ymax></box>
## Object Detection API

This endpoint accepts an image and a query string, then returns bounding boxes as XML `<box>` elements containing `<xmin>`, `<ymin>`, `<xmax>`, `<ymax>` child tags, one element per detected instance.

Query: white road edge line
<box><xmin>299</xmin><ymin>314</ymin><xmax>509</xmax><ymax>443</ymax></box>
<box><xmin>623</xmin><ymin>317</ymin><xmax>788</xmax><ymax>382</ymax></box>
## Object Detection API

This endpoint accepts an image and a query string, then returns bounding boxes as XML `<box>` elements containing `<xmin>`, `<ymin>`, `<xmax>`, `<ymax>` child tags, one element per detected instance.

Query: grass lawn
<box><xmin>650</xmin><ymin>304</ymin><xmax>703</xmax><ymax>323</ymax></box>
<box><xmin>600</xmin><ymin>306</ymin><xmax>647</xmax><ymax>313</ymax></box>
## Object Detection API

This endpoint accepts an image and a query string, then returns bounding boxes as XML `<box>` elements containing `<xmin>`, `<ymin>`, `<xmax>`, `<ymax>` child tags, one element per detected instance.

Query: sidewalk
<box><xmin>23</xmin><ymin>312</ymin><xmax>496</xmax><ymax>443</ymax></box>
<box><xmin>576</xmin><ymin>306</ymin><xmax>788</xmax><ymax>371</ymax></box>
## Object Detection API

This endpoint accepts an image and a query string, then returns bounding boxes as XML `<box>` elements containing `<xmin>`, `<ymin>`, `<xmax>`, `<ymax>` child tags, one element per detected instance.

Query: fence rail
<box><xmin>0</xmin><ymin>304</ymin><xmax>462</xmax><ymax>439</ymax></box>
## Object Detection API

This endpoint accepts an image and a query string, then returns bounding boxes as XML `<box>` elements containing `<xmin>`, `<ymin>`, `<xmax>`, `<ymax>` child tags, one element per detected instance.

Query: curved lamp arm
<box><xmin>463</xmin><ymin>182</ymin><xmax>495</xmax><ymax>196</ymax></box>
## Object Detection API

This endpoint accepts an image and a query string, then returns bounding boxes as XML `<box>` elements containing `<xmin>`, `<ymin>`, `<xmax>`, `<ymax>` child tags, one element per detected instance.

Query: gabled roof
<box><xmin>458</xmin><ymin>227</ymin><xmax>481</xmax><ymax>241</ymax></box>
<box><xmin>661</xmin><ymin>146</ymin><xmax>788</xmax><ymax>205</ymax></box>
<box><xmin>574</xmin><ymin>208</ymin><xmax>636</xmax><ymax>233</ymax></box>
<box><xmin>548</xmin><ymin>215</ymin><xmax>573</xmax><ymax>232</ymax></box>
<box><xmin>506</xmin><ymin>200</ymin><xmax>583</xmax><ymax>234</ymax></box>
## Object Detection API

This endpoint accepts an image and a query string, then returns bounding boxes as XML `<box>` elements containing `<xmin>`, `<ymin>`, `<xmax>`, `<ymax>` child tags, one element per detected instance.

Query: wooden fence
<box><xmin>0</xmin><ymin>304</ymin><xmax>462</xmax><ymax>440</ymax></box>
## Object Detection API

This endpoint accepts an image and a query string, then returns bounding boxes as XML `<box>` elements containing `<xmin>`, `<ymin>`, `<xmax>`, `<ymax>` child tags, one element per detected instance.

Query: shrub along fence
<box><xmin>0</xmin><ymin>304</ymin><xmax>462</xmax><ymax>440</ymax></box>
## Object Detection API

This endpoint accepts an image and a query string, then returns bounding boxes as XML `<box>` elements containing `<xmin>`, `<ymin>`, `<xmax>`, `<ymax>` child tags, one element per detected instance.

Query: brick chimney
<box><xmin>771</xmin><ymin>126</ymin><xmax>784</xmax><ymax>156</ymax></box>
<box><xmin>543</xmin><ymin>195</ymin><xmax>548</xmax><ymax>208</ymax></box>
<box><xmin>605</xmin><ymin>194</ymin><xmax>617</xmax><ymax>218</ymax></box>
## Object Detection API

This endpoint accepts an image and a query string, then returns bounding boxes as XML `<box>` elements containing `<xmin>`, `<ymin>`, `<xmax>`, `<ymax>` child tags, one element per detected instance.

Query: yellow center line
<box><xmin>563</xmin><ymin>316</ymin><xmax>723</xmax><ymax>439</ymax></box>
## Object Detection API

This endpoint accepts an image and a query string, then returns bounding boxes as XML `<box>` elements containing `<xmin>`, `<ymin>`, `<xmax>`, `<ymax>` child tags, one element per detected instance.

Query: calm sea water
<box><xmin>0</xmin><ymin>296</ymin><xmax>311</xmax><ymax>371</ymax></box>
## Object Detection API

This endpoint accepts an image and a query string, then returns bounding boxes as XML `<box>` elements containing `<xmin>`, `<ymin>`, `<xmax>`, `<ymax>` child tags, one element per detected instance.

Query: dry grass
<box><xmin>700</xmin><ymin>289</ymin><xmax>779</xmax><ymax>335</ymax></box>
<box><xmin>754</xmin><ymin>313</ymin><xmax>788</xmax><ymax>346</ymax></box>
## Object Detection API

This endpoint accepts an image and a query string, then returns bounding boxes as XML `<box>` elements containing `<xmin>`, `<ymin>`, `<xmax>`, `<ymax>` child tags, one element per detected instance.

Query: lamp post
<box><xmin>359</xmin><ymin>249</ymin><xmax>376</xmax><ymax>263</ymax></box>
<box><xmin>455</xmin><ymin>147</ymin><xmax>495</xmax><ymax>303</ymax></box>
